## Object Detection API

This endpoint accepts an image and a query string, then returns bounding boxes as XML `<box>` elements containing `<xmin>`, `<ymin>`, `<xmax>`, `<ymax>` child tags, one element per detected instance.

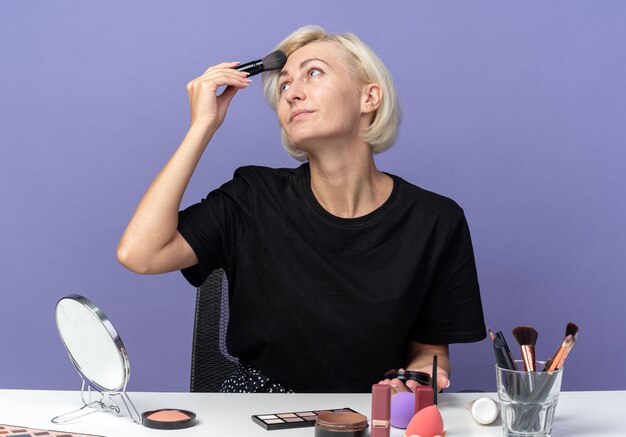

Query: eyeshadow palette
<box><xmin>0</xmin><ymin>424</ymin><xmax>104</xmax><ymax>437</ymax></box>
<box><xmin>252</xmin><ymin>407</ymin><xmax>361</xmax><ymax>430</ymax></box>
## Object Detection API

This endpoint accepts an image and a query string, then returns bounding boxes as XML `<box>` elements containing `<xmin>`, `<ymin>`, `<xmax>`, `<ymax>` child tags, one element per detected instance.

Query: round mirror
<box><xmin>55</xmin><ymin>294</ymin><xmax>130</xmax><ymax>392</ymax></box>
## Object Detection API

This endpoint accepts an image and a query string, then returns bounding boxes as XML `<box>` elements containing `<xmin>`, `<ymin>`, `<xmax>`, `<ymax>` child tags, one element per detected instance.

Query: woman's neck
<box><xmin>307</xmin><ymin>149</ymin><xmax>393</xmax><ymax>219</ymax></box>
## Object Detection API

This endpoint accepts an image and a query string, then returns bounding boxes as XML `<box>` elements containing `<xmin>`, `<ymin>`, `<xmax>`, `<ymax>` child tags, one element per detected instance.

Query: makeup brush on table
<box><xmin>512</xmin><ymin>326</ymin><xmax>539</xmax><ymax>372</ymax></box>
<box><xmin>236</xmin><ymin>50</ymin><xmax>287</xmax><ymax>76</ymax></box>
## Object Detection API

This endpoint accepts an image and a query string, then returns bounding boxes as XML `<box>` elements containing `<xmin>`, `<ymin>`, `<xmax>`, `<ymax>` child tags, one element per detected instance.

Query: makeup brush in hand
<box><xmin>236</xmin><ymin>50</ymin><xmax>287</xmax><ymax>76</ymax></box>
<box><xmin>545</xmin><ymin>322</ymin><xmax>579</xmax><ymax>373</ymax></box>
<box><xmin>512</xmin><ymin>326</ymin><xmax>539</xmax><ymax>372</ymax></box>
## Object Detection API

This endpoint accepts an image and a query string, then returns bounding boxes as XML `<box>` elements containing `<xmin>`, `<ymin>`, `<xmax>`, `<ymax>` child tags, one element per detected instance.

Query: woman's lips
<box><xmin>289</xmin><ymin>110</ymin><xmax>314</xmax><ymax>122</ymax></box>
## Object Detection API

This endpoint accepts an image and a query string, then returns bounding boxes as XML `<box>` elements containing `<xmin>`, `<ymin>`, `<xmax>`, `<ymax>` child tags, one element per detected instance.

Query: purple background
<box><xmin>1</xmin><ymin>1</ymin><xmax>625</xmax><ymax>393</ymax></box>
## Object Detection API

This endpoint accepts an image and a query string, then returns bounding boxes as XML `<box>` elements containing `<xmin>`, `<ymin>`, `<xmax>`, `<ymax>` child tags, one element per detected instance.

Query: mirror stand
<box><xmin>51</xmin><ymin>377</ymin><xmax>141</xmax><ymax>424</ymax></box>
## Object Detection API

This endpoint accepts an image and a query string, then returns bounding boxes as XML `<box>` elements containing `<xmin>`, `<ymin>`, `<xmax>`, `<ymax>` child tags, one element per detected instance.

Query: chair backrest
<box><xmin>190</xmin><ymin>268</ymin><xmax>239</xmax><ymax>392</ymax></box>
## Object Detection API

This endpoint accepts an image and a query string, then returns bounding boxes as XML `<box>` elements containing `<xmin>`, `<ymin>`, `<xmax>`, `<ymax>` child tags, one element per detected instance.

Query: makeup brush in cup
<box><xmin>516</xmin><ymin>323</ymin><xmax>579</xmax><ymax>430</ymax></box>
<box><xmin>488</xmin><ymin>328</ymin><xmax>518</xmax><ymax>371</ymax></box>
<box><xmin>544</xmin><ymin>322</ymin><xmax>579</xmax><ymax>372</ymax></box>
<box><xmin>546</xmin><ymin>329</ymin><xmax>578</xmax><ymax>374</ymax></box>
<box><xmin>236</xmin><ymin>50</ymin><xmax>287</xmax><ymax>76</ymax></box>
<box><xmin>512</xmin><ymin>326</ymin><xmax>539</xmax><ymax>372</ymax></box>
<box><xmin>557</xmin><ymin>324</ymin><xmax>578</xmax><ymax>367</ymax></box>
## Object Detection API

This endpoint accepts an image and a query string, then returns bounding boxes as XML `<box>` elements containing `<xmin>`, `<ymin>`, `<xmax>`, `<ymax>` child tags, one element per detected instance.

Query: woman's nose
<box><xmin>283</xmin><ymin>80</ymin><xmax>305</xmax><ymax>104</ymax></box>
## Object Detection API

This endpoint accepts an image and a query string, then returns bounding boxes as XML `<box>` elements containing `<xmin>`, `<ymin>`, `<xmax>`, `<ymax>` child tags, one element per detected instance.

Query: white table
<box><xmin>1</xmin><ymin>389</ymin><xmax>624</xmax><ymax>436</ymax></box>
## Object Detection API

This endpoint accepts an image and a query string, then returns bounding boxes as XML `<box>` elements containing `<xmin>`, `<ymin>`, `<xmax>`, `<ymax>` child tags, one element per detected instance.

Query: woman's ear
<box><xmin>361</xmin><ymin>83</ymin><xmax>382</xmax><ymax>114</ymax></box>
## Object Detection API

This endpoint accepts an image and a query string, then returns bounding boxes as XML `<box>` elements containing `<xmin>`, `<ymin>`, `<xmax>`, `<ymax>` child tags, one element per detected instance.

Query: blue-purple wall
<box><xmin>1</xmin><ymin>1</ymin><xmax>625</xmax><ymax>393</ymax></box>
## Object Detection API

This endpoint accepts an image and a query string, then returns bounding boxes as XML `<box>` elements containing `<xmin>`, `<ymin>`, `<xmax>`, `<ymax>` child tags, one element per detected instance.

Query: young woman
<box><xmin>117</xmin><ymin>26</ymin><xmax>486</xmax><ymax>393</ymax></box>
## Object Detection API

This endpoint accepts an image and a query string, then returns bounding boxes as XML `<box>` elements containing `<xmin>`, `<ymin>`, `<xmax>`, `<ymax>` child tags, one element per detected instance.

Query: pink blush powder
<box><xmin>147</xmin><ymin>409</ymin><xmax>191</xmax><ymax>422</ymax></box>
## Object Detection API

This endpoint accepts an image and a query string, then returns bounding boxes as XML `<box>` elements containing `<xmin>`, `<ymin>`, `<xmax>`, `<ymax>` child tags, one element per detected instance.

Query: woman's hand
<box><xmin>186</xmin><ymin>62</ymin><xmax>251</xmax><ymax>131</ymax></box>
<box><xmin>378</xmin><ymin>366</ymin><xmax>450</xmax><ymax>394</ymax></box>
<box><xmin>377</xmin><ymin>342</ymin><xmax>451</xmax><ymax>393</ymax></box>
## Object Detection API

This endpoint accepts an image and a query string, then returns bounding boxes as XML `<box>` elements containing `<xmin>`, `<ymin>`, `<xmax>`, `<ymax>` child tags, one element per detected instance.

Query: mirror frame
<box><xmin>55</xmin><ymin>294</ymin><xmax>131</xmax><ymax>393</ymax></box>
<box><xmin>53</xmin><ymin>294</ymin><xmax>141</xmax><ymax>424</ymax></box>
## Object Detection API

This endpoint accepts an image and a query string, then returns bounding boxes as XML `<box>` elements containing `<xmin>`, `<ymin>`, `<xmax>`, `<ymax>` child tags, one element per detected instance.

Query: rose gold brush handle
<box><xmin>547</xmin><ymin>335</ymin><xmax>573</xmax><ymax>374</ymax></box>
<box><xmin>520</xmin><ymin>345</ymin><xmax>536</xmax><ymax>372</ymax></box>
<box><xmin>555</xmin><ymin>335</ymin><xmax>576</xmax><ymax>370</ymax></box>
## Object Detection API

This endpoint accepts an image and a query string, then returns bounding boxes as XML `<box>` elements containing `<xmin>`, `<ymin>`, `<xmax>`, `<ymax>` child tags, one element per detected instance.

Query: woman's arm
<box><xmin>116</xmin><ymin>63</ymin><xmax>250</xmax><ymax>274</ymax></box>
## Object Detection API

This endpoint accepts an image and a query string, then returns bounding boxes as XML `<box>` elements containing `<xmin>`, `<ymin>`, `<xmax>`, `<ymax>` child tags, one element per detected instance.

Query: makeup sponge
<box><xmin>404</xmin><ymin>405</ymin><xmax>445</xmax><ymax>437</ymax></box>
<box><xmin>390</xmin><ymin>392</ymin><xmax>415</xmax><ymax>428</ymax></box>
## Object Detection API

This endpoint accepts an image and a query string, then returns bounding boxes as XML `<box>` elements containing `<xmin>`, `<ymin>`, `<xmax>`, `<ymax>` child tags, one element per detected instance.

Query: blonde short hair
<box><xmin>262</xmin><ymin>25</ymin><xmax>401</xmax><ymax>161</ymax></box>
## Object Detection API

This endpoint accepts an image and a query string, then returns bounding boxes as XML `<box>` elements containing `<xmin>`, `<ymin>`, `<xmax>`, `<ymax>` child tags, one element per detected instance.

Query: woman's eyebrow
<box><xmin>279</xmin><ymin>58</ymin><xmax>329</xmax><ymax>78</ymax></box>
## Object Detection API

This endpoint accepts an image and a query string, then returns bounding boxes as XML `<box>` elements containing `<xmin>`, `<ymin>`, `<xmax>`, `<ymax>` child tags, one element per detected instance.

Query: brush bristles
<box><xmin>262</xmin><ymin>50</ymin><xmax>287</xmax><ymax>71</ymax></box>
<box><xmin>565</xmin><ymin>322</ymin><xmax>579</xmax><ymax>338</ymax></box>
<box><xmin>512</xmin><ymin>326</ymin><xmax>539</xmax><ymax>347</ymax></box>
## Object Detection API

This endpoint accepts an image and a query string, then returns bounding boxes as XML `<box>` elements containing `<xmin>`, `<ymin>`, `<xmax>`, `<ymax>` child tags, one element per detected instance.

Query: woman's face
<box><xmin>276</xmin><ymin>41</ymin><xmax>368</xmax><ymax>152</ymax></box>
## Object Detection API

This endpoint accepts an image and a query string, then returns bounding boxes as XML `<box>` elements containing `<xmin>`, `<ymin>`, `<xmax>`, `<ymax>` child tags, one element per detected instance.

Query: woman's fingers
<box><xmin>216</xmin><ymin>84</ymin><xmax>240</xmax><ymax>110</ymax></box>
<box><xmin>391</xmin><ymin>378</ymin><xmax>413</xmax><ymax>392</ymax></box>
<box><xmin>186</xmin><ymin>63</ymin><xmax>251</xmax><ymax>128</ymax></box>
<box><xmin>404</xmin><ymin>366</ymin><xmax>450</xmax><ymax>392</ymax></box>
<box><xmin>405</xmin><ymin>379</ymin><xmax>418</xmax><ymax>390</ymax></box>
<box><xmin>377</xmin><ymin>378</ymin><xmax>412</xmax><ymax>393</ymax></box>
<box><xmin>439</xmin><ymin>373</ymin><xmax>451</xmax><ymax>390</ymax></box>
<box><xmin>429</xmin><ymin>367</ymin><xmax>450</xmax><ymax>390</ymax></box>
<box><xmin>378</xmin><ymin>373</ymin><xmax>450</xmax><ymax>394</ymax></box>
<box><xmin>187</xmin><ymin>68</ymin><xmax>250</xmax><ymax>93</ymax></box>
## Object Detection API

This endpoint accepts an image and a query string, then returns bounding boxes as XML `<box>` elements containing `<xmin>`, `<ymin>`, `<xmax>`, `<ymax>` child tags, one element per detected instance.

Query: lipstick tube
<box><xmin>414</xmin><ymin>385</ymin><xmax>434</xmax><ymax>413</ymax></box>
<box><xmin>371</xmin><ymin>384</ymin><xmax>391</xmax><ymax>437</ymax></box>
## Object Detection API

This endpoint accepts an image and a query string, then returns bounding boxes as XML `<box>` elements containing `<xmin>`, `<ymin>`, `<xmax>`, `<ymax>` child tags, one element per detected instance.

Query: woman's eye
<box><xmin>279</xmin><ymin>82</ymin><xmax>290</xmax><ymax>93</ymax></box>
<box><xmin>308</xmin><ymin>68</ymin><xmax>321</xmax><ymax>77</ymax></box>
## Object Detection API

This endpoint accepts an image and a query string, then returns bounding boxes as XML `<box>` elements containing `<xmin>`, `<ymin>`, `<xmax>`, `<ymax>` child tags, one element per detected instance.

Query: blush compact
<box><xmin>384</xmin><ymin>369</ymin><xmax>431</xmax><ymax>386</ymax></box>
<box><xmin>141</xmin><ymin>408</ymin><xmax>197</xmax><ymax>430</ymax></box>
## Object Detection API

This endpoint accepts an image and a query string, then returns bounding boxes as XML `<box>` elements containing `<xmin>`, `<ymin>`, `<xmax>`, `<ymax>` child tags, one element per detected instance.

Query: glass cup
<box><xmin>496</xmin><ymin>361</ymin><xmax>563</xmax><ymax>437</ymax></box>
